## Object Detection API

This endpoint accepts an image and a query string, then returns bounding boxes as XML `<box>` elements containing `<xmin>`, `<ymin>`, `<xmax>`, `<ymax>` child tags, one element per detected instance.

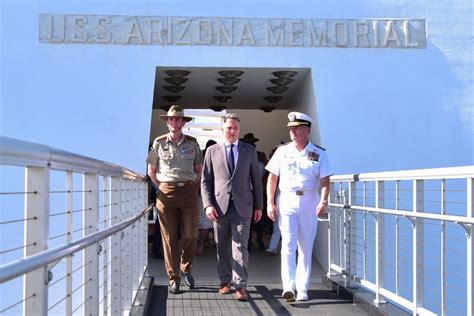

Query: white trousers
<box><xmin>277</xmin><ymin>191</ymin><xmax>318</xmax><ymax>294</ymax></box>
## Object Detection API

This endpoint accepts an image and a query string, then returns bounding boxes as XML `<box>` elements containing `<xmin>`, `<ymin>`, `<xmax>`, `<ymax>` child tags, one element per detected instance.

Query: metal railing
<box><xmin>328</xmin><ymin>166</ymin><xmax>474</xmax><ymax>316</ymax></box>
<box><xmin>0</xmin><ymin>136</ymin><xmax>150</xmax><ymax>315</ymax></box>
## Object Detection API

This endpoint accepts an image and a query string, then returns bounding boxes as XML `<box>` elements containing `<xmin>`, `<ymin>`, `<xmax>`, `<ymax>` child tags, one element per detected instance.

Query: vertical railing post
<box><xmin>374</xmin><ymin>180</ymin><xmax>385</xmax><ymax>305</ymax></box>
<box><xmin>440</xmin><ymin>179</ymin><xmax>446</xmax><ymax>316</ymax></box>
<box><xmin>121</xmin><ymin>179</ymin><xmax>127</xmax><ymax>310</ymax></box>
<box><xmin>363</xmin><ymin>181</ymin><xmax>368</xmax><ymax>281</ymax></box>
<box><xmin>23</xmin><ymin>166</ymin><xmax>50</xmax><ymax>316</ymax></box>
<box><xmin>467</xmin><ymin>177</ymin><xmax>473</xmax><ymax>316</ymax></box>
<box><xmin>110</xmin><ymin>176</ymin><xmax>122</xmax><ymax>315</ymax></box>
<box><xmin>334</xmin><ymin>184</ymin><xmax>340</xmax><ymax>268</ymax></box>
<box><xmin>395</xmin><ymin>180</ymin><xmax>400</xmax><ymax>296</ymax></box>
<box><xmin>327</xmin><ymin>182</ymin><xmax>336</xmax><ymax>277</ymax></box>
<box><xmin>337</xmin><ymin>185</ymin><xmax>343</xmax><ymax>268</ymax></box>
<box><xmin>83</xmin><ymin>173</ymin><xmax>99</xmax><ymax>316</ymax></box>
<box><xmin>102</xmin><ymin>176</ymin><xmax>111</xmax><ymax>315</ymax></box>
<box><xmin>413</xmin><ymin>180</ymin><xmax>425</xmax><ymax>315</ymax></box>
<box><xmin>142</xmin><ymin>181</ymin><xmax>148</xmax><ymax>275</ymax></box>
<box><xmin>348</xmin><ymin>180</ymin><xmax>356</xmax><ymax>286</ymax></box>
<box><xmin>132</xmin><ymin>181</ymin><xmax>139</xmax><ymax>296</ymax></box>
<box><xmin>122</xmin><ymin>179</ymin><xmax>132</xmax><ymax>311</ymax></box>
<box><xmin>136</xmin><ymin>181</ymin><xmax>143</xmax><ymax>287</ymax></box>
<box><xmin>65</xmin><ymin>171</ymin><xmax>73</xmax><ymax>315</ymax></box>
<box><xmin>342</xmin><ymin>188</ymin><xmax>350</xmax><ymax>282</ymax></box>
<box><xmin>341</xmin><ymin>188</ymin><xmax>346</xmax><ymax>271</ymax></box>
<box><xmin>137</xmin><ymin>181</ymin><xmax>145</xmax><ymax>275</ymax></box>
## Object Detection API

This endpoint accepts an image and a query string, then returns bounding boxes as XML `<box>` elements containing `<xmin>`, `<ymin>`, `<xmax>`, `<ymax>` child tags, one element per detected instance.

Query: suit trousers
<box><xmin>214</xmin><ymin>200</ymin><xmax>252</xmax><ymax>289</ymax></box>
<box><xmin>278</xmin><ymin>191</ymin><xmax>318</xmax><ymax>294</ymax></box>
<box><xmin>156</xmin><ymin>182</ymin><xmax>198</xmax><ymax>284</ymax></box>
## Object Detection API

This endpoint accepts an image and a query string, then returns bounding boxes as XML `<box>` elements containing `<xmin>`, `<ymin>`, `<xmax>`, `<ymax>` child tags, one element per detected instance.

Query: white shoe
<box><xmin>282</xmin><ymin>290</ymin><xmax>295</xmax><ymax>302</ymax></box>
<box><xmin>296</xmin><ymin>291</ymin><xmax>308</xmax><ymax>301</ymax></box>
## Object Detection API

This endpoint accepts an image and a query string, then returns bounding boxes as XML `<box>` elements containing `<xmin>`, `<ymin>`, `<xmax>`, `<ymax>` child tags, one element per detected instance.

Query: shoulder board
<box><xmin>150</xmin><ymin>135</ymin><xmax>167</xmax><ymax>150</ymax></box>
<box><xmin>154</xmin><ymin>134</ymin><xmax>168</xmax><ymax>142</ymax></box>
<box><xmin>184</xmin><ymin>135</ymin><xmax>197</xmax><ymax>142</ymax></box>
<box><xmin>151</xmin><ymin>135</ymin><xmax>168</xmax><ymax>146</ymax></box>
<box><xmin>315</xmin><ymin>144</ymin><xmax>326</xmax><ymax>151</ymax></box>
<box><xmin>277</xmin><ymin>142</ymin><xmax>291</xmax><ymax>148</ymax></box>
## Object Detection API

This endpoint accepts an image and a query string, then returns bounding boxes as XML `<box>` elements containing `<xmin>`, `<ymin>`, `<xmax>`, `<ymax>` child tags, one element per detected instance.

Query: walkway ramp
<box><xmin>147</xmin><ymin>246</ymin><xmax>367</xmax><ymax>315</ymax></box>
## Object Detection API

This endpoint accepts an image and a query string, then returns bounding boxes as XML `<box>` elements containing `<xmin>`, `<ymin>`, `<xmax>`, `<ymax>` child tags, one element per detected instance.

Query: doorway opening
<box><xmin>149</xmin><ymin>66</ymin><xmax>319</xmax><ymax>155</ymax></box>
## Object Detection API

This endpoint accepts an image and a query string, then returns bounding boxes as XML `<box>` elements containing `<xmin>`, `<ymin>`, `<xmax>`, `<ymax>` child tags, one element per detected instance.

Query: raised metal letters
<box><xmin>39</xmin><ymin>14</ymin><xmax>426</xmax><ymax>48</ymax></box>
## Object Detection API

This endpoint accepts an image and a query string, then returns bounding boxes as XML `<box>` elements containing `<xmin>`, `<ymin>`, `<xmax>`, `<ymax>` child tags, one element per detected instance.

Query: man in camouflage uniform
<box><xmin>147</xmin><ymin>105</ymin><xmax>203</xmax><ymax>294</ymax></box>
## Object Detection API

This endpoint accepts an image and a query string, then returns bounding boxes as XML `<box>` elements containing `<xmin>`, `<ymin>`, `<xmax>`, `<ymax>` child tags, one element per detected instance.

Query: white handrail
<box><xmin>0</xmin><ymin>136</ymin><xmax>149</xmax><ymax>315</ymax></box>
<box><xmin>0</xmin><ymin>136</ymin><xmax>144</xmax><ymax>179</ymax></box>
<box><xmin>328</xmin><ymin>167</ymin><xmax>474</xmax><ymax>316</ymax></box>
<box><xmin>0</xmin><ymin>204</ymin><xmax>153</xmax><ymax>283</ymax></box>
<box><xmin>331</xmin><ymin>165</ymin><xmax>474</xmax><ymax>181</ymax></box>
<box><xmin>330</xmin><ymin>203</ymin><xmax>474</xmax><ymax>225</ymax></box>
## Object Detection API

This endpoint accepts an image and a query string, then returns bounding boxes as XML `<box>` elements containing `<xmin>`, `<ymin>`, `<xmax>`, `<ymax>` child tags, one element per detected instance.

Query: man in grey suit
<box><xmin>201</xmin><ymin>113</ymin><xmax>263</xmax><ymax>301</ymax></box>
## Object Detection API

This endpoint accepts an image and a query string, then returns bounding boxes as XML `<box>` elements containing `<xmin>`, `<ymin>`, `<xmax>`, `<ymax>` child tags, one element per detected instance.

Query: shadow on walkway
<box><xmin>147</xmin><ymin>243</ymin><xmax>367</xmax><ymax>315</ymax></box>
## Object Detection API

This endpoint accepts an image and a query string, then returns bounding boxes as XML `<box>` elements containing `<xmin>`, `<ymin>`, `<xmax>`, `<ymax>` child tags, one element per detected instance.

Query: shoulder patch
<box><xmin>315</xmin><ymin>144</ymin><xmax>326</xmax><ymax>151</ymax></box>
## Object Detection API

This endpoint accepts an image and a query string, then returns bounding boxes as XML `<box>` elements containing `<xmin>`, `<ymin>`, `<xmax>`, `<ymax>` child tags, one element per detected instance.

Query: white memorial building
<box><xmin>1</xmin><ymin>1</ymin><xmax>472</xmax><ymax>315</ymax></box>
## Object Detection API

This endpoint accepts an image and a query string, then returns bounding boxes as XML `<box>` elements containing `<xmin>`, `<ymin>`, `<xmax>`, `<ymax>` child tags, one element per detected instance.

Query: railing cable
<box><xmin>332</xmin><ymin>203</ymin><xmax>474</xmax><ymax>225</ymax></box>
<box><xmin>0</xmin><ymin>191</ymin><xmax>37</xmax><ymax>195</ymax></box>
<box><xmin>0</xmin><ymin>204</ymin><xmax>153</xmax><ymax>283</ymax></box>
<box><xmin>48</xmin><ymin>293</ymin><xmax>69</xmax><ymax>311</ymax></box>
<box><xmin>70</xmin><ymin>260</ymin><xmax>91</xmax><ymax>275</ymax></box>
<box><xmin>49</xmin><ymin>232</ymin><xmax>70</xmax><ymax>241</ymax></box>
<box><xmin>0</xmin><ymin>216</ymin><xmax>37</xmax><ymax>225</ymax></box>
<box><xmin>0</xmin><ymin>242</ymin><xmax>36</xmax><ymax>255</ymax></box>
<box><xmin>71</xmin><ymin>292</ymin><xmax>91</xmax><ymax>314</ymax></box>
<box><xmin>0</xmin><ymin>294</ymin><xmax>35</xmax><ymax>314</ymax></box>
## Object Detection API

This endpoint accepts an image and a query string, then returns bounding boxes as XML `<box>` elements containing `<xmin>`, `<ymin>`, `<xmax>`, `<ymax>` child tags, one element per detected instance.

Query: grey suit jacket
<box><xmin>201</xmin><ymin>141</ymin><xmax>263</xmax><ymax>218</ymax></box>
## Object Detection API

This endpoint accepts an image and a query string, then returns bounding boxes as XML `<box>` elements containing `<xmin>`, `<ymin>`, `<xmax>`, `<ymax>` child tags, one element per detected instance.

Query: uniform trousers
<box><xmin>156</xmin><ymin>182</ymin><xmax>198</xmax><ymax>284</ymax></box>
<box><xmin>277</xmin><ymin>190</ymin><xmax>318</xmax><ymax>294</ymax></box>
<box><xmin>214</xmin><ymin>200</ymin><xmax>252</xmax><ymax>290</ymax></box>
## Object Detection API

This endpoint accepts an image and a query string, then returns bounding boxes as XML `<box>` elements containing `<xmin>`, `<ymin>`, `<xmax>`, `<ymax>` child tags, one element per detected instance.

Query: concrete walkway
<box><xmin>146</xmin><ymin>244</ymin><xmax>368</xmax><ymax>315</ymax></box>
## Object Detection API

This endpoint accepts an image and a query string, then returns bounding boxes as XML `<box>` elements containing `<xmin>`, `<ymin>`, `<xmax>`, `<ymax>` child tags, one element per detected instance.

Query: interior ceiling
<box><xmin>152</xmin><ymin>67</ymin><xmax>310</xmax><ymax>112</ymax></box>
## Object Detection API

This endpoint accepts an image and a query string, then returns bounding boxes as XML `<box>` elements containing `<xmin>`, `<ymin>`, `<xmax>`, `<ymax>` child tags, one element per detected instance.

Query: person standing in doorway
<box><xmin>201</xmin><ymin>113</ymin><xmax>263</xmax><ymax>301</ymax></box>
<box><xmin>196</xmin><ymin>139</ymin><xmax>217</xmax><ymax>256</ymax></box>
<box><xmin>266</xmin><ymin>111</ymin><xmax>333</xmax><ymax>302</ymax></box>
<box><xmin>146</xmin><ymin>105</ymin><xmax>203</xmax><ymax>294</ymax></box>
<box><xmin>239</xmin><ymin>133</ymin><xmax>267</xmax><ymax>252</ymax></box>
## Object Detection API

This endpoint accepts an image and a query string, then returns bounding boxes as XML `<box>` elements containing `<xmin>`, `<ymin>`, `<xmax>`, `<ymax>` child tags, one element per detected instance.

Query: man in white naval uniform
<box><xmin>265</xmin><ymin>111</ymin><xmax>333</xmax><ymax>302</ymax></box>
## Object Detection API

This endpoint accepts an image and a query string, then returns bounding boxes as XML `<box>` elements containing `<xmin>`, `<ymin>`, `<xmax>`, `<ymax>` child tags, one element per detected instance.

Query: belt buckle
<box><xmin>296</xmin><ymin>190</ymin><xmax>304</xmax><ymax>196</ymax></box>
<box><xmin>177</xmin><ymin>182</ymin><xmax>185</xmax><ymax>187</ymax></box>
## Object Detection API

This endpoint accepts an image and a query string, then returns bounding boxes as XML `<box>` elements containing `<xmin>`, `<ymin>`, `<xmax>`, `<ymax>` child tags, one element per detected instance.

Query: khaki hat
<box><xmin>160</xmin><ymin>105</ymin><xmax>193</xmax><ymax>122</ymax></box>
<box><xmin>287</xmin><ymin>111</ymin><xmax>313</xmax><ymax>127</ymax></box>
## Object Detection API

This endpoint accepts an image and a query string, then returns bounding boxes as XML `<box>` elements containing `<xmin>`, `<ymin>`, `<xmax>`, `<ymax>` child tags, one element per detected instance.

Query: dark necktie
<box><xmin>228</xmin><ymin>144</ymin><xmax>235</xmax><ymax>175</ymax></box>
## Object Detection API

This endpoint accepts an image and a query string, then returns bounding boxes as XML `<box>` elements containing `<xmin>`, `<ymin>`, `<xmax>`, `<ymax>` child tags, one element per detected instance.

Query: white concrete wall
<box><xmin>3</xmin><ymin>1</ymin><xmax>471</xmax><ymax>172</ymax></box>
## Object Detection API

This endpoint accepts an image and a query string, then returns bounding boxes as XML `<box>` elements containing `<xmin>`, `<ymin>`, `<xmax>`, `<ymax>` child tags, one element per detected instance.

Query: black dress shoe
<box><xmin>183</xmin><ymin>272</ymin><xmax>195</xmax><ymax>289</ymax></box>
<box><xmin>169</xmin><ymin>281</ymin><xmax>180</xmax><ymax>294</ymax></box>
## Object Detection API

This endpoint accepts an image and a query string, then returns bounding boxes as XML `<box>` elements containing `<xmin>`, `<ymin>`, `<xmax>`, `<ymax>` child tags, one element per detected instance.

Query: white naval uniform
<box><xmin>265</xmin><ymin>141</ymin><xmax>333</xmax><ymax>295</ymax></box>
